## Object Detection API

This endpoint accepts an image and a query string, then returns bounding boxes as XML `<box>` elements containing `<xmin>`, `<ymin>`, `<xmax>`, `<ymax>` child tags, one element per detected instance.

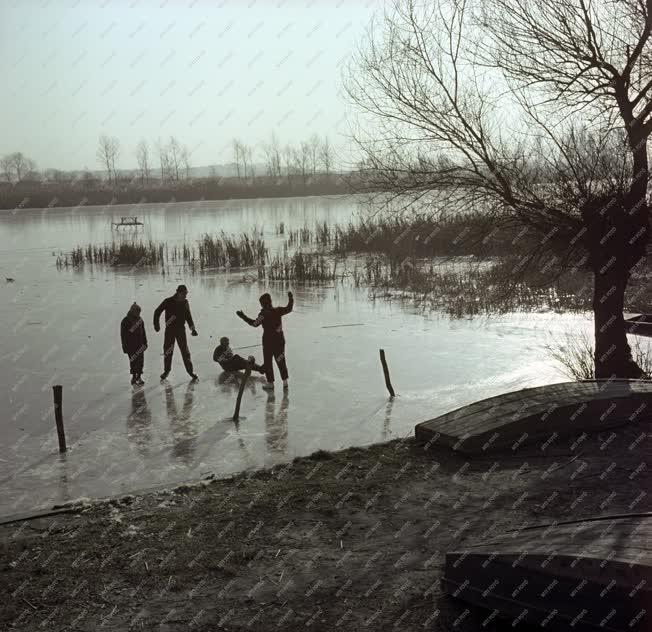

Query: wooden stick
<box><xmin>321</xmin><ymin>323</ymin><xmax>365</xmax><ymax>329</ymax></box>
<box><xmin>52</xmin><ymin>385</ymin><xmax>67</xmax><ymax>453</ymax></box>
<box><xmin>233</xmin><ymin>367</ymin><xmax>252</xmax><ymax>421</ymax></box>
<box><xmin>379</xmin><ymin>349</ymin><xmax>395</xmax><ymax>398</ymax></box>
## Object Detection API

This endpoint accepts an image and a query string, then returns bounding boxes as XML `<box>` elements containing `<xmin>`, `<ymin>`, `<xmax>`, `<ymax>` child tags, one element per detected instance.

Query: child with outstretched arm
<box><xmin>236</xmin><ymin>291</ymin><xmax>293</xmax><ymax>390</ymax></box>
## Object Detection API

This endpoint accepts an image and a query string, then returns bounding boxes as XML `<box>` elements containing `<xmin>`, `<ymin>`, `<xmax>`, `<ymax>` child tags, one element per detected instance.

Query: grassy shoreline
<box><xmin>2</xmin><ymin>427</ymin><xmax>649</xmax><ymax>632</ymax></box>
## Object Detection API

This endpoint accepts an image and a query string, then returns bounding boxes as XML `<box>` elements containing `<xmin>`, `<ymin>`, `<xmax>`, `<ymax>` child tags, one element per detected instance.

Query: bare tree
<box><xmin>346</xmin><ymin>0</ymin><xmax>652</xmax><ymax>378</ymax></box>
<box><xmin>244</xmin><ymin>144</ymin><xmax>255</xmax><ymax>180</ymax></box>
<box><xmin>135</xmin><ymin>139</ymin><xmax>151</xmax><ymax>185</ymax></box>
<box><xmin>96</xmin><ymin>135</ymin><xmax>119</xmax><ymax>185</ymax></box>
<box><xmin>167</xmin><ymin>136</ymin><xmax>181</xmax><ymax>181</ymax></box>
<box><xmin>282</xmin><ymin>144</ymin><xmax>296</xmax><ymax>182</ymax></box>
<box><xmin>233</xmin><ymin>139</ymin><xmax>243</xmax><ymax>179</ymax></box>
<box><xmin>262</xmin><ymin>142</ymin><xmax>275</xmax><ymax>177</ymax></box>
<box><xmin>236</xmin><ymin>142</ymin><xmax>253</xmax><ymax>180</ymax></box>
<box><xmin>241</xmin><ymin>144</ymin><xmax>248</xmax><ymax>179</ymax></box>
<box><xmin>308</xmin><ymin>133</ymin><xmax>321</xmax><ymax>176</ymax></box>
<box><xmin>319</xmin><ymin>136</ymin><xmax>334</xmax><ymax>175</ymax></box>
<box><xmin>295</xmin><ymin>141</ymin><xmax>311</xmax><ymax>184</ymax></box>
<box><xmin>97</xmin><ymin>137</ymin><xmax>111</xmax><ymax>184</ymax></box>
<box><xmin>180</xmin><ymin>146</ymin><xmax>191</xmax><ymax>180</ymax></box>
<box><xmin>156</xmin><ymin>138</ymin><xmax>171</xmax><ymax>183</ymax></box>
<box><xmin>1</xmin><ymin>152</ymin><xmax>37</xmax><ymax>184</ymax></box>
<box><xmin>110</xmin><ymin>138</ymin><xmax>120</xmax><ymax>185</ymax></box>
<box><xmin>16</xmin><ymin>153</ymin><xmax>36</xmax><ymax>182</ymax></box>
<box><xmin>262</xmin><ymin>132</ymin><xmax>282</xmax><ymax>177</ymax></box>
<box><xmin>0</xmin><ymin>155</ymin><xmax>12</xmax><ymax>183</ymax></box>
<box><xmin>271</xmin><ymin>133</ymin><xmax>282</xmax><ymax>177</ymax></box>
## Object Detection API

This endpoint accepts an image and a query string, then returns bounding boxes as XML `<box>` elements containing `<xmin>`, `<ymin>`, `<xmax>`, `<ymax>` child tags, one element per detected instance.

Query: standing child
<box><xmin>153</xmin><ymin>284</ymin><xmax>199</xmax><ymax>381</ymax></box>
<box><xmin>121</xmin><ymin>302</ymin><xmax>148</xmax><ymax>385</ymax></box>
<box><xmin>237</xmin><ymin>291</ymin><xmax>293</xmax><ymax>390</ymax></box>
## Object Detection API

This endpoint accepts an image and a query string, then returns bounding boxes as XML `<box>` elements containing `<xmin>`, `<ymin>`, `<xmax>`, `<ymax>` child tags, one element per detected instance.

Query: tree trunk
<box><xmin>592</xmin><ymin>268</ymin><xmax>643</xmax><ymax>379</ymax></box>
<box><xmin>582</xmin><ymin>191</ymin><xmax>649</xmax><ymax>379</ymax></box>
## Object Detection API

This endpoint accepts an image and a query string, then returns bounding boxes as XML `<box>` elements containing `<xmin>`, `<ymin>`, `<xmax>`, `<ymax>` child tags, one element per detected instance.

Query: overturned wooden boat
<box><xmin>442</xmin><ymin>513</ymin><xmax>652</xmax><ymax>631</ymax></box>
<box><xmin>624</xmin><ymin>313</ymin><xmax>652</xmax><ymax>338</ymax></box>
<box><xmin>415</xmin><ymin>379</ymin><xmax>652</xmax><ymax>454</ymax></box>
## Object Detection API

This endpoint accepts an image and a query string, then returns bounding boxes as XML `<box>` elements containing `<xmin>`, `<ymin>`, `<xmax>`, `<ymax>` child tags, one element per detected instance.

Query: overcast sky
<box><xmin>0</xmin><ymin>0</ymin><xmax>382</xmax><ymax>172</ymax></box>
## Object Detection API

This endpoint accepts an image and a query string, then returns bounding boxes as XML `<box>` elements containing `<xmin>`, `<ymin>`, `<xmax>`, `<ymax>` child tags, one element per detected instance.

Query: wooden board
<box><xmin>442</xmin><ymin>513</ymin><xmax>652</xmax><ymax>631</ymax></box>
<box><xmin>415</xmin><ymin>380</ymin><xmax>652</xmax><ymax>454</ymax></box>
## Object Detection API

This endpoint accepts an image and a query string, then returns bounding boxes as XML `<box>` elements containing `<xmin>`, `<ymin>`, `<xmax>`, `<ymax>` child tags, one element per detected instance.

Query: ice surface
<box><xmin>0</xmin><ymin>196</ymin><xmax>596</xmax><ymax>516</ymax></box>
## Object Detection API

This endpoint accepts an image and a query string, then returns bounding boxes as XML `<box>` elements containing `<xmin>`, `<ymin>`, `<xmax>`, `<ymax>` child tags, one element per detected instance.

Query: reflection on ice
<box><xmin>216</xmin><ymin>370</ymin><xmax>263</xmax><ymax>395</ymax></box>
<box><xmin>55</xmin><ymin>452</ymin><xmax>72</xmax><ymax>507</ymax></box>
<box><xmin>165</xmin><ymin>381</ymin><xmax>197</xmax><ymax>465</ymax></box>
<box><xmin>382</xmin><ymin>398</ymin><xmax>394</xmax><ymax>441</ymax></box>
<box><xmin>127</xmin><ymin>388</ymin><xmax>152</xmax><ymax>458</ymax></box>
<box><xmin>264</xmin><ymin>391</ymin><xmax>289</xmax><ymax>467</ymax></box>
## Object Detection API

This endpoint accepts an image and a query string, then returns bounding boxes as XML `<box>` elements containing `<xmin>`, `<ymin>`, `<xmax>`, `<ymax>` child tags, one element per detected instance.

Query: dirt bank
<box><xmin>1</xmin><ymin>426</ymin><xmax>649</xmax><ymax>631</ymax></box>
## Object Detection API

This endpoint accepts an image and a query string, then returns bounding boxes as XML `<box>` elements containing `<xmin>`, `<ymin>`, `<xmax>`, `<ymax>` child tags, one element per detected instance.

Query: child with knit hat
<box><xmin>121</xmin><ymin>302</ymin><xmax>148</xmax><ymax>385</ymax></box>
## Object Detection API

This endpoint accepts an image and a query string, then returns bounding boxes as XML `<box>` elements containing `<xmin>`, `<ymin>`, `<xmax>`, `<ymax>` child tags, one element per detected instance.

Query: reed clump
<box><xmin>350</xmin><ymin>255</ymin><xmax>591</xmax><ymax>316</ymax></box>
<box><xmin>264</xmin><ymin>251</ymin><xmax>337</xmax><ymax>281</ymax></box>
<box><xmin>283</xmin><ymin>225</ymin><xmax>313</xmax><ymax>248</ymax></box>
<box><xmin>326</xmin><ymin>214</ymin><xmax>514</xmax><ymax>259</ymax></box>
<box><xmin>57</xmin><ymin>241</ymin><xmax>165</xmax><ymax>267</ymax></box>
<box><xmin>61</xmin><ymin>233</ymin><xmax>267</xmax><ymax>270</ymax></box>
<box><xmin>58</xmin><ymin>217</ymin><xmax>650</xmax><ymax>320</ymax></box>
<box><xmin>197</xmin><ymin>232</ymin><xmax>267</xmax><ymax>268</ymax></box>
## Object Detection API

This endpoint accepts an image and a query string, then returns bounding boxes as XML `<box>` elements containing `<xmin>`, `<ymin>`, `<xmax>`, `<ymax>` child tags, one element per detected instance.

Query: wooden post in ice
<box><xmin>233</xmin><ymin>367</ymin><xmax>252</xmax><ymax>421</ymax></box>
<box><xmin>379</xmin><ymin>349</ymin><xmax>395</xmax><ymax>398</ymax></box>
<box><xmin>52</xmin><ymin>385</ymin><xmax>67</xmax><ymax>453</ymax></box>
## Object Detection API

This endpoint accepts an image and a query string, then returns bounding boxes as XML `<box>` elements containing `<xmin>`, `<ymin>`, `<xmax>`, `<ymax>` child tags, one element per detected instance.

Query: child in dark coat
<box><xmin>237</xmin><ymin>291</ymin><xmax>293</xmax><ymax>390</ymax></box>
<box><xmin>213</xmin><ymin>336</ymin><xmax>265</xmax><ymax>374</ymax></box>
<box><xmin>121</xmin><ymin>302</ymin><xmax>148</xmax><ymax>385</ymax></box>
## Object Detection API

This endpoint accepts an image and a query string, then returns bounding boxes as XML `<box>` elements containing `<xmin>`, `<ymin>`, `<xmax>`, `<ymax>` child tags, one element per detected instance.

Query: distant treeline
<box><xmin>0</xmin><ymin>132</ymin><xmax>363</xmax><ymax>209</ymax></box>
<box><xmin>0</xmin><ymin>174</ymin><xmax>366</xmax><ymax>210</ymax></box>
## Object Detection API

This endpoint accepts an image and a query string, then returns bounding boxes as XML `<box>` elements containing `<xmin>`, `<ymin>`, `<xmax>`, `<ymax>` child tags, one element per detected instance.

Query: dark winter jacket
<box><xmin>213</xmin><ymin>343</ymin><xmax>234</xmax><ymax>364</ymax></box>
<box><xmin>153</xmin><ymin>296</ymin><xmax>195</xmax><ymax>331</ymax></box>
<box><xmin>121</xmin><ymin>315</ymin><xmax>147</xmax><ymax>354</ymax></box>
<box><xmin>238</xmin><ymin>295</ymin><xmax>293</xmax><ymax>339</ymax></box>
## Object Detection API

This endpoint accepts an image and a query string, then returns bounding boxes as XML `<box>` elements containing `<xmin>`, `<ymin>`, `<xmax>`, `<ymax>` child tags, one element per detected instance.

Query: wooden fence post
<box><xmin>233</xmin><ymin>367</ymin><xmax>252</xmax><ymax>421</ymax></box>
<box><xmin>379</xmin><ymin>349</ymin><xmax>395</xmax><ymax>398</ymax></box>
<box><xmin>52</xmin><ymin>385</ymin><xmax>67</xmax><ymax>453</ymax></box>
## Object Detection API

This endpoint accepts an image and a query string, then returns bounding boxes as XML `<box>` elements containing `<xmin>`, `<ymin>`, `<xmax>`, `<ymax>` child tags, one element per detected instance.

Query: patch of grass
<box><xmin>546</xmin><ymin>328</ymin><xmax>652</xmax><ymax>380</ymax></box>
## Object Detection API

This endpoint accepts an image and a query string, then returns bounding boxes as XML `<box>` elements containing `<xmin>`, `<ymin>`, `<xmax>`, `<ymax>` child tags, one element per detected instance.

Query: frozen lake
<box><xmin>0</xmin><ymin>195</ymin><xmax>589</xmax><ymax>516</ymax></box>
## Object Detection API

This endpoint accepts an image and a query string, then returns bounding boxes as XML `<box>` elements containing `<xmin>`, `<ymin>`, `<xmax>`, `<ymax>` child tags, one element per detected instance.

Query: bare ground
<box><xmin>1</xmin><ymin>425</ymin><xmax>650</xmax><ymax>632</ymax></box>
